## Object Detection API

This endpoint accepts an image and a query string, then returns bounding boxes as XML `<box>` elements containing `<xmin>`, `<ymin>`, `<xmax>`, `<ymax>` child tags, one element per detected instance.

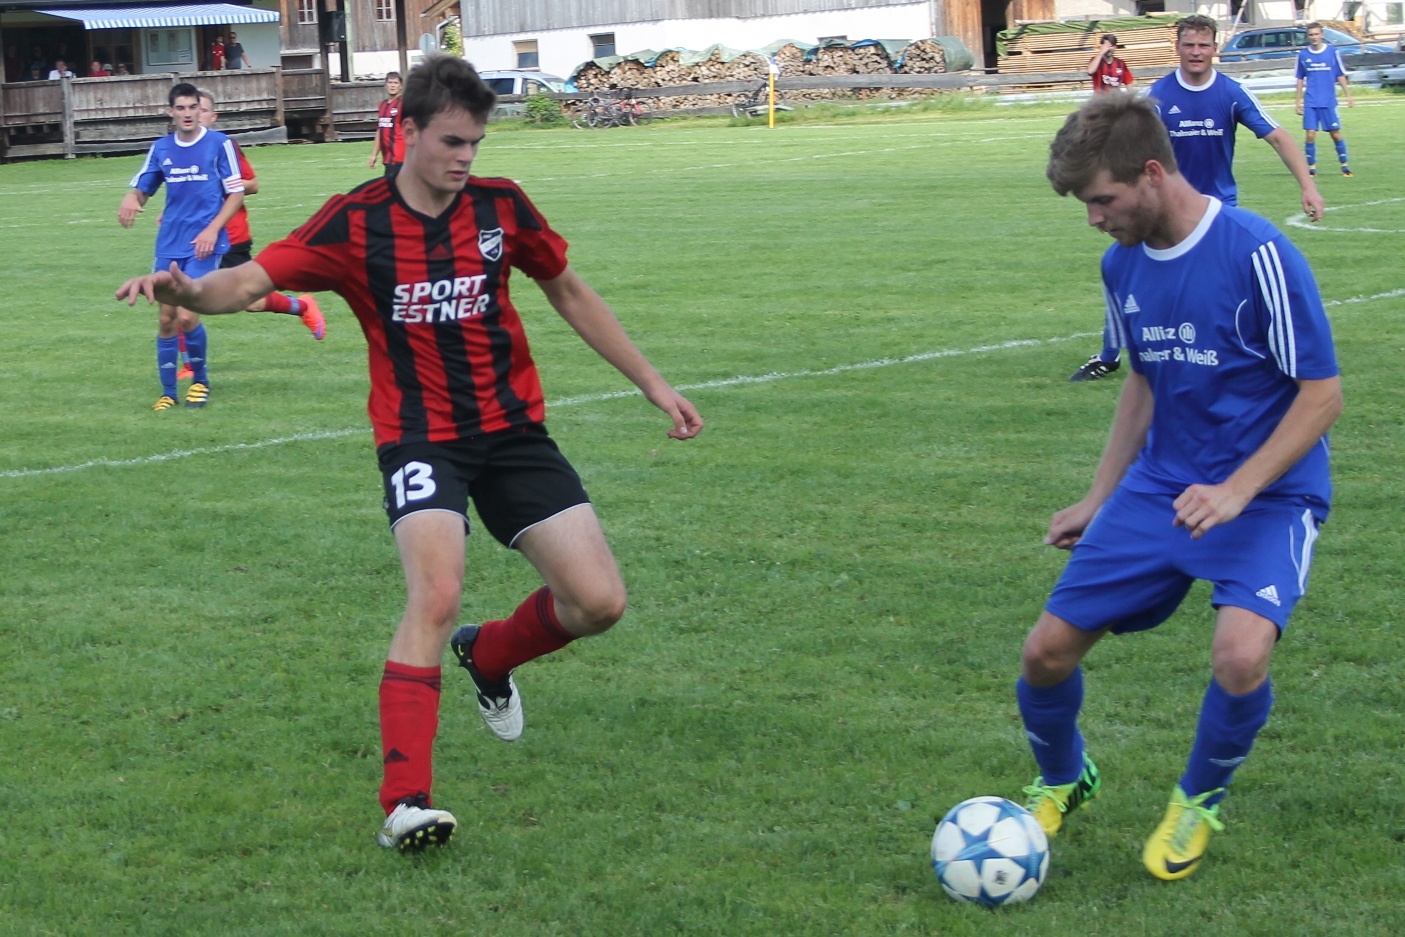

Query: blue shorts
<box><xmin>153</xmin><ymin>253</ymin><xmax>223</xmax><ymax>278</ymax></box>
<box><xmin>1046</xmin><ymin>487</ymin><xmax>1323</xmax><ymax>634</ymax></box>
<box><xmin>1303</xmin><ymin>106</ymin><xmax>1341</xmax><ymax>132</ymax></box>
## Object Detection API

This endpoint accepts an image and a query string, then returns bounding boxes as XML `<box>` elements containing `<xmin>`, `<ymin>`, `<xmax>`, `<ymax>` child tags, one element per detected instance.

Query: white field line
<box><xmin>5</xmin><ymin>282</ymin><xmax>1402</xmax><ymax>481</ymax></box>
<box><xmin>1</xmin><ymin>330</ymin><xmax>1099</xmax><ymax>480</ymax></box>
<box><xmin>1286</xmin><ymin>196</ymin><xmax>1405</xmax><ymax>233</ymax></box>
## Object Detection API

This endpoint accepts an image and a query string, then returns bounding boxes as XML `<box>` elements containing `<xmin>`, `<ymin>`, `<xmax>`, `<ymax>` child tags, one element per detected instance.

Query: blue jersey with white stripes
<box><xmin>1147</xmin><ymin>69</ymin><xmax>1278</xmax><ymax>206</ymax></box>
<box><xmin>1101</xmin><ymin>199</ymin><xmax>1337</xmax><ymax>514</ymax></box>
<box><xmin>130</xmin><ymin>127</ymin><xmax>243</xmax><ymax>258</ymax></box>
<box><xmin>1295</xmin><ymin>45</ymin><xmax>1347</xmax><ymax>108</ymax></box>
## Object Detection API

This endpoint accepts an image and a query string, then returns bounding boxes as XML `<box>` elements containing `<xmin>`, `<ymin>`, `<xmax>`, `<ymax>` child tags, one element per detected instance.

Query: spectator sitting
<box><xmin>48</xmin><ymin>58</ymin><xmax>75</xmax><ymax>80</ymax></box>
<box><xmin>116</xmin><ymin>63</ymin><xmax>131</xmax><ymax>75</ymax></box>
<box><xmin>26</xmin><ymin>63</ymin><xmax>45</xmax><ymax>81</ymax></box>
<box><xmin>89</xmin><ymin>60</ymin><xmax>111</xmax><ymax>77</ymax></box>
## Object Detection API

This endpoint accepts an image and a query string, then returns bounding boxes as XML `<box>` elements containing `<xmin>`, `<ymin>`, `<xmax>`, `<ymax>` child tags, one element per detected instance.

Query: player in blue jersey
<box><xmin>1295</xmin><ymin>22</ymin><xmax>1354</xmax><ymax>178</ymax></box>
<box><xmin>118</xmin><ymin>81</ymin><xmax>244</xmax><ymax>410</ymax></box>
<box><xmin>1068</xmin><ymin>15</ymin><xmax>1324</xmax><ymax>383</ymax></box>
<box><xmin>1021</xmin><ymin>93</ymin><xmax>1342</xmax><ymax>881</ymax></box>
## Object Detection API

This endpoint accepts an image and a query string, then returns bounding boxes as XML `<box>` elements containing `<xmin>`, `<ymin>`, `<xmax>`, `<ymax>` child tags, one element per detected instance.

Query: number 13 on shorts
<box><xmin>390</xmin><ymin>460</ymin><xmax>437</xmax><ymax>509</ymax></box>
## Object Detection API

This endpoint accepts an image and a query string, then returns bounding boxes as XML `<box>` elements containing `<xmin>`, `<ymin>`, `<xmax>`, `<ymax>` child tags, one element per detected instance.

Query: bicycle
<box><xmin>614</xmin><ymin>88</ymin><xmax>654</xmax><ymax>126</ymax></box>
<box><xmin>732</xmin><ymin>80</ymin><xmax>790</xmax><ymax>118</ymax></box>
<box><xmin>570</xmin><ymin>96</ymin><xmax>618</xmax><ymax>129</ymax></box>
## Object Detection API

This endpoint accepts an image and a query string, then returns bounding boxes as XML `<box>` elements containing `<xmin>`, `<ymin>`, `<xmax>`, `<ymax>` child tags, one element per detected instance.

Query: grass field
<box><xmin>1</xmin><ymin>96</ymin><xmax>1403</xmax><ymax>936</ymax></box>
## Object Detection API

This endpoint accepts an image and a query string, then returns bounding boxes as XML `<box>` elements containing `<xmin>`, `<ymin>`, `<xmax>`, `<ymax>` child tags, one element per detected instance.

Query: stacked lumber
<box><xmin>998</xmin><ymin>16</ymin><xmax>1181</xmax><ymax>75</ymax></box>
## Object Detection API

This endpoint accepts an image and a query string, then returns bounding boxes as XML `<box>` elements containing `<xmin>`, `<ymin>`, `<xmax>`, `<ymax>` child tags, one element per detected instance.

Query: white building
<box><xmin>450</xmin><ymin>1</ymin><xmax>1393</xmax><ymax>79</ymax></box>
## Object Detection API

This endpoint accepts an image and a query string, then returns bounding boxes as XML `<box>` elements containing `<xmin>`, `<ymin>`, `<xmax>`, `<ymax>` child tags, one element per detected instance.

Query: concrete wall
<box><xmin>459</xmin><ymin>3</ymin><xmax>933</xmax><ymax>79</ymax></box>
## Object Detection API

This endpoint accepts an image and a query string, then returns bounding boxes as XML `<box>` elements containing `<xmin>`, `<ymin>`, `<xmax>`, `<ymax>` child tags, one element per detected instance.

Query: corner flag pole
<box><xmin>768</xmin><ymin>56</ymin><xmax>779</xmax><ymax>128</ymax></box>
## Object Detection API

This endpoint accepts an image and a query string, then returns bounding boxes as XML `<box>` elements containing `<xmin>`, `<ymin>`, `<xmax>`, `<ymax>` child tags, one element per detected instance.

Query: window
<box><xmin>1135</xmin><ymin>0</ymin><xmax>1165</xmax><ymax>14</ymax></box>
<box><xmin>375</xmin><ymin>0</ymin><xmax>394</xmax><ymax>22</ymax></box>
<box><xmin>484</xmin><ymin>78</ymin><xmax>515</xmax><ymax>94</ymax></box>
<box><xmin>145</xmin><ymin>28</ymin><xmax>194</xmax><ymax>66</ymax></box>
<box><xmin>514</xmin><ymin>39</ymin><xmax>539</xmax><ymax>70</ymax></box>
<box><xmin>817</xmin><ymin>35</ymin><xmax>848</xmax><ymax>44</ymax></box>
<box><xmin>589</xmin><ymin>33</ymin><xmax>615</xmax><ymax>58</ymax></box>
<box><xmin>1388</xmin><ymin>2</ymin><xmax>1404</xmax><ymax>25</ymax></box>
<box><xmin>297</xmin><ymin>0</ymin><xmax>316</xmax><ymax>25</ymax></box>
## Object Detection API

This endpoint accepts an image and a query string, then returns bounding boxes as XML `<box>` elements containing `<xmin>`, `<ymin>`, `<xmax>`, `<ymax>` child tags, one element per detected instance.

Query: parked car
<box><xmin>1217</xmin><ymin>26</ymin><xmax>1394</xmax><ymax>62</ymax></box>
<box><xmin>476</xmin><ymin>71</ymin><xmax>568</xmax><ymax>117</ymax></box>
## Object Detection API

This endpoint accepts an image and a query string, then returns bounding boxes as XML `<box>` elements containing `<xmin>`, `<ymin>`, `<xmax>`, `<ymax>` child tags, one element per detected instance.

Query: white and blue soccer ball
<box><xmin>931</xmin><ymin>796</ymin><xmax>1050</xmax><ymax>906</ymax></box>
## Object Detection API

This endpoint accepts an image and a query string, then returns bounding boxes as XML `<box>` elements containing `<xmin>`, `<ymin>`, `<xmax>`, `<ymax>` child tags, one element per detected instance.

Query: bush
<box><xmin>524</xmin><ymin>93</ymin><xmax>565</xmax><ymax>125</ymax></box>
<box><xmin>442</xmin><ymin>22</ymin><xmax>462</xmax><ymax>57</ymax></box>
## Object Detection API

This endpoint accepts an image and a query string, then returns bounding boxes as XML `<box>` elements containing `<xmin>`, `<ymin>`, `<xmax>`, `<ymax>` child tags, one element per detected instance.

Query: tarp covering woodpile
<box><xmin>997</xmin><ymin>15</ymin><xmax>1184</xmax><ymax>75</ymax></box>
<box><xmin>570</xmin><ymin>36</ymin><xmax>974</xmax><ymax>110</ymax></box>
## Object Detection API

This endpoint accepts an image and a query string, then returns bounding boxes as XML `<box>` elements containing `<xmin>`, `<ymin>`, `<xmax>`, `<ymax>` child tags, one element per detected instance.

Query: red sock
<box><xmin>261</xmin><ymin>292</ymin><xmax>298</xmax><ymax>315</ymax></box>
<box><xmin>471</xmin><ymin>587</ymin><xmax>575</xmax><ymax>681</ymax></box>
<box><xmin>378</xmin><ymin>661</ymin><xmax>441</xmax><ymax>815</ymax></box>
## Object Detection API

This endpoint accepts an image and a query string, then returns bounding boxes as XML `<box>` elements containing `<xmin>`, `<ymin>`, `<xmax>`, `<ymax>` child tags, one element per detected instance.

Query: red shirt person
<box><xmin>1087</xmin><ymin>33</ymin><xmax>1134</xmax><ymax>92</ymax></box>
<box><xmin>117</xmin><ymin>55</ymin><xmax>702</xmax><ymax>853</ymax></box>
<box><xmin>369</xmin><ymin>71</ymin><xmax>405</xmax><ymax>174</ymax></box>
<box><xmin>211</xmin><ymin>36</ymin><xmax>226</xmax><ymax>70</ymax></box>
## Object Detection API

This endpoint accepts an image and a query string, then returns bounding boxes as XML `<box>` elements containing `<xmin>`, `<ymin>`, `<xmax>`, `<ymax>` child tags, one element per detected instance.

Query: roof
<box><xmin>36</xmin><ymin>4</ymin><xmax>277</xmax><ymax>27</ymax></box>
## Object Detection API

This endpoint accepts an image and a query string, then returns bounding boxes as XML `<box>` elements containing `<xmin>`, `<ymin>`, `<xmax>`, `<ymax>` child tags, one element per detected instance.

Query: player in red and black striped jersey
<box><xmin>118</xmin><ymin>55</ymin><xmax>703</xmax><ymax>852</ymax></box>
<box><xmin>369</xmin><ymin>72</ymin><xmax>405</xmax><ymax>176</ymax></box>
<box><xmin>1087</xmin><ymin>34</ymin><xmax>1134</xmax><ymax>93</ymax></box>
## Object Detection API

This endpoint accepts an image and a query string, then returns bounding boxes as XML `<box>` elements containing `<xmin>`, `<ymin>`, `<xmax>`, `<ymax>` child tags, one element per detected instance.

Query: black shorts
<box><xmin>221</xmin><ymin>242</ymin><xmax>254</xmax><ymax>268</ymax></box>
<box><xmin>377</xmin><ymin>425</ymin><xmax>590</xmax><ymax>547</ymax></box>
<box><xmin>383</xmin><ymin>163</ymin><xmax>401</xmax><ymax>178</ymax></box>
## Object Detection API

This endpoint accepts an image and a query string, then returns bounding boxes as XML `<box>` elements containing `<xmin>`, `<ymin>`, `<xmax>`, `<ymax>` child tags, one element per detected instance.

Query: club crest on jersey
<box><xmin>478</xmin><ymin>227</ymin><xmax>504</xmax><ymax>262</ymax></box>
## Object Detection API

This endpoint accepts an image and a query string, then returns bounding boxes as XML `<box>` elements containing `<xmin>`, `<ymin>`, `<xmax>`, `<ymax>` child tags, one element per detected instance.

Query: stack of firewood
<box><xmin>569</xmin><ymin>37</ymin><xmax>961</xmax><ymax>110</ymax></box>
<box><xmin>896</xmin><ymin>39</ymin><xmax>948</xmax><ymax>74</ymax></box>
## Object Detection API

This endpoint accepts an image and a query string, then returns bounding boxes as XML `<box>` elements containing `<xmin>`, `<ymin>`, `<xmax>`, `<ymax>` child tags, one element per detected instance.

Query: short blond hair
<box><xmin>1047</xmin><ymin>94</ymin><xmax>1178</xmax><ymax>196</ymax></box>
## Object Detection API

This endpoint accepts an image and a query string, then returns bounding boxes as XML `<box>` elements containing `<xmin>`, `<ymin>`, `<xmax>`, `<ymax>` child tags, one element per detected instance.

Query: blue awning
<box><xmin>43</xmin><ymin>4</ymin><xmax>280</xmax><ymax>29</ymax></box>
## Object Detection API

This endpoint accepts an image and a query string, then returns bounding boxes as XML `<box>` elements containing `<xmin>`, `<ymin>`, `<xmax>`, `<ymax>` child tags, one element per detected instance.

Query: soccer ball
<box><xmin>931</xmin><ymin>796</ymin><xmax>1050</xmax><ymax>906</ymax></box>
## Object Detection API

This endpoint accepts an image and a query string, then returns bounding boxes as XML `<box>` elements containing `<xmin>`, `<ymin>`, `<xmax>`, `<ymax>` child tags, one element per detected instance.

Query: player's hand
<box><xmin>1295</xmin><ymin>101</ymin><xmax>1304</xmax><ymax>115</ymax></box>
<box><xmin>118</xmin><ymin>194</ymin><xmax>144</xmax><ymax>228</ymax></box>
<box><xmin>1302</xmin><ymin>186</ymin><xmax>1325</xmax><ymax>223</ymax></box>
<box><xmin>646</xmin><ymin>387</ymin><xmax>704</xmax><ymax>440</ymax></box>
<box><xmin>1172</xmin><ymin>483</ymin><xmax>1250</xmax><ymax>539</ymax></box>
<box><xmin>192</xmin><ymin>228</ymin><xmax>218</xmax><ymax>260</ymax></box>
<box><xmin>1045</xmin><ymin>498</ymin><xmax>1101</xmax><ymax>550</ymax></box>
<box><xmin>1347</xmin><ymin>97</ymin><xmax>1355</xmax><ymax>108</ymax></box>
<box><xmin>115</xmin><ymin>262</ymin><xmax>197</xmax><ymax>308</ymax></box>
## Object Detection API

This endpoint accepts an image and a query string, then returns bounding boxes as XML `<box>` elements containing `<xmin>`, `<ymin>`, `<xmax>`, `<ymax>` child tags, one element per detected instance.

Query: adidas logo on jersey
<box><xmin>1255</xmin><ymin>585</ymin><xmax>1281</xmax><ymax>606</ymax></box>
<box><xmin>162</xmin><ymin>157</ymin><xmax>173</xmax><ymax>165</ymax></box>
<box><xmin>1168</xmin><ymin>105</ymin><xmax>1181</xmax><ymax>114</ymax></box>
<box><xmin>1124</xmin><ymin>294</ymin><xmax>1141</xmax><ymax>315</ymax></box>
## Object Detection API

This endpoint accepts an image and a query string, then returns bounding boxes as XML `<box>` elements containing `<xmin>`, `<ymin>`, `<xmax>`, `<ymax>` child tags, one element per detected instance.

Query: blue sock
<box><xmin>1305</xmin><ymin>141</ymin><xmax>1316</xmax><ymax>166</ymax></box>
<box><xmin>1017</xmin><ymin>669</ymin><xmax>1085</xmax><ymax>785</ymax></box>
<box><xmin>183</xmin><ymin>324</ymin><xmax>209</xmax><ymax>385</ymax></box>
<box><xmin>1335</xmin><ymin>138</ymin><xmax>1348</xmax><ymax>166</ymax></box>
<box><xmin>1179</xmin><ymin>678</ymin><xmax>1273</xmax><ymax>806</ymax></box>
<box><xmin>156</xmin><ymin>335</ymin><xmax>179</xmax><ymax>398</ymax></box>
<box><xmin>288</xmin><ymin>295</ymin><xmax>302</xmax><ymax>315</ymax></box>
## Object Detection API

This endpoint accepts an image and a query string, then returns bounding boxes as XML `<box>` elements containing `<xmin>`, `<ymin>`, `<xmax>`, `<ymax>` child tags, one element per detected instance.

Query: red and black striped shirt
<box><xmin>1091</xmin><ymin>57</ymin><xmax>1134</xmax><ymax>92</ymax></box>
<box><xmin>257</xmin><ymin>176</ymin><xmax>569</xmax><ymax>448</ymax></box>
<box><xmin>376</xmin><ymin>98</ymin><xmax>405</xmax><ymax>164</ymax></box>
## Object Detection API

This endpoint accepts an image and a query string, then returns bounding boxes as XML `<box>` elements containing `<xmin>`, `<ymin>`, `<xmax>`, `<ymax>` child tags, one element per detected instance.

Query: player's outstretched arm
<box><xmin>116</xmin><ymin>260</ymin><xmax>275</xmax><ymax>315</ymax></box>
<box><xmin>536</xmin><ymin>266</ymin><xmax>703</xmax><ymax>440</ymax></box>
<box><xmin>1264</xmin><ymin>128</ymin><xmax>1324</xmax><ymax>220</ymax></box>
<box><xmin>118</xmin><ymin>189</ymin><xmax>149</xmax><ymax>228</ymax></box>
<box><xmin>1046</xmin><ymin>371</ymin><xmax>1154</xmax><ymax>549</ymax></box>
<box><xmin>1174</xmin><ymin>376</ymin><xmax>1343</xmax><ymax>538</ymax></box>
